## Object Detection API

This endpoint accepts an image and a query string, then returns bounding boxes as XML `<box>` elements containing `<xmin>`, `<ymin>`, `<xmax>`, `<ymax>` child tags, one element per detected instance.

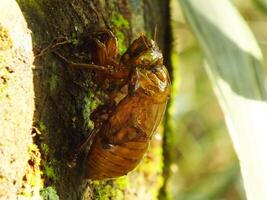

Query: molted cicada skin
<box><xmin>56</xmin><ymin>30</ymin><xmax>170</xmax><ymax>180</ymax></box>
<box><xmin>84</xmin><ymin>32</ymin><xmax>171</xmax><ymax>180</ymax></box>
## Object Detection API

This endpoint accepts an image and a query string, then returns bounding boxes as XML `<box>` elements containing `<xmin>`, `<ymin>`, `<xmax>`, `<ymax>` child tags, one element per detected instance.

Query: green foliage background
<box><xmin>164</xmin><ymin>0</ymin><xmax>267</xmax><ymax>199</ymax></box>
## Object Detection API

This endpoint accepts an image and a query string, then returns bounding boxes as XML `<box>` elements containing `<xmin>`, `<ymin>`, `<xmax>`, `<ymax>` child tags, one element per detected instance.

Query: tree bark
<box><xmin>0</xmin><ymin>1</ymin><xmax>35</xmax><ymax>199</ymax></box>
<box><xmin>0</xmin><ymin>0</ymin><xmax>171</xmax><ymax>199</ymax></box>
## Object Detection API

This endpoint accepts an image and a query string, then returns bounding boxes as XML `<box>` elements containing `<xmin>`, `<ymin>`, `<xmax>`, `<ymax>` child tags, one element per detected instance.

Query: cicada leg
<box><xmin>54</xmin><ymin>51</ymin><xmax>129</xmax><ymax>79</ymax></box>
<box><xmin>35</xmin><ymin>36</ymin><xmax>72</xmax><ymax>58</ymax></box>
<box><xmin>81</xmin><ymin>29</ymin><xmax>118</xmax><ymax>66</ymax></box>
<box><xmin>53</xmin><ymin>51</ymin><xmax>109</xmax><ymax>71</ymax></box>
<box><xmin>67</xmin><ymin>123</ymin><xmax>101</xmax><ymax>168</ymax></box>
<box><xmin>67</xmin><ymin>103</ymin><xmax>116</xmax><ymax>168</ymax></box>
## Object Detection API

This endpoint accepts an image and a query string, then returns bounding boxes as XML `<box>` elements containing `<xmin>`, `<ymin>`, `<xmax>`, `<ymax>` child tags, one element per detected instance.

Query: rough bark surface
<box><xmin>0</xmin><ymin>1</ymin><xmax>35</xmax><ymax>199</ymax></box>
<box><xmin>5</xmin><ymin>0</ymin><xmax>171</xmax><ymax>199</ymax></box>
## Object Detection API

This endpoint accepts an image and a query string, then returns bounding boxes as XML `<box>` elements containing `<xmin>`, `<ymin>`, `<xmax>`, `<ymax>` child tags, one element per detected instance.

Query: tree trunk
<box><xmin>0</xmin><ymin>0</ymin><xmax>171</xmax><ymax>199</ymax></box>
<box><xmin>0</xmin><ymin>1</ymin><xmax>35</xmax><ymax>199</ymax></box>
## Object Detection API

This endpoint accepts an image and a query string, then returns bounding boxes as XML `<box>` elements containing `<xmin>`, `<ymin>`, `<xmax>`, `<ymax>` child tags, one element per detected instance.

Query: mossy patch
<box><xmin>83</xmin><ymin>91</ymin><xmax>101</xmax><ymax>130</ymax></box>
<box><xmin>158</xmin><ymin>52</ymin><xmax>180</xmax><ymax>200</ymax></box>
<box><xmin>110</xmin><ymin>12</ymin><xmax>129</xmax><ymax>30</ymax></box>
<box><xmin>36</xmin><ymin>121</ymin><xmax>59</xmax><ymax>187</ymax></box>
<box><xmin>40</xmin><ymin>186</ymin><xmax>59</xmax><ymax>200</ymax></box>
<box><xmin>91</xmin><ymin>177</ymin><xmax>128</xmax><ymax>200</ymax></box>
<box><xmin>115</xmin><ymin>31</ymin><xmax>127</xmax><ymax>54</ymax></box>
<box><xmin>43</xmin><ymin>161</ymin><xmax>59</xmax><ymax>182</ymax></box>
<box><xmin>38</xmin><ymin>121</ymin><xmax>47</xmax><ymax>132</ymax></box>
<box><xmin>40</xmin><ymin>145</ymin><xmax>59</xmax><ymax>184</ymax></box>
<box><xmin>49</xmin><ymin>73</ymin><xmax>59</xmax><ymax>95</ymax></box>
<box><xmin>110</xmin><ymin>12</ymin><xmax>130</xmax><ymax>54</ymax></box>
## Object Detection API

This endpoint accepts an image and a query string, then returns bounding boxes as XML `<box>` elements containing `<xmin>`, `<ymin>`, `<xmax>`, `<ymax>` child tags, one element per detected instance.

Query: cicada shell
<box><xmin>83</xmin><ymin>32</ymin><xmax>171</xmax><ymax>179</ymax></box>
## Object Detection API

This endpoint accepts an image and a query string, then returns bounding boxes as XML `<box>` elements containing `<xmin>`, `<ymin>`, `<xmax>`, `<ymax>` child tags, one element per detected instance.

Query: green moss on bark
<box><xmin>110</xmin><ymin>12</ymin><xmax>130</xmax><ymax>53</ymax></box>
<box><xmin>91</xmin><ymin>177</ymin><xmax>128</xmax><ymax>200</ymax></box>
<box><xmin>40</xmin><ymin>186</ymin><xmax>59</xmax><ymax>200</ymax></box>
<box><xmin>36</xmin><ymin>121</ymin><xmax>60</xmax><ymax>185</ymax></box>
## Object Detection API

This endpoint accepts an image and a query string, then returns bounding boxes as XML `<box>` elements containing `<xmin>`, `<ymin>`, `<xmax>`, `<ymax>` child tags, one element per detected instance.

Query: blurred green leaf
<box><xmin>179</xmin><ymin>0</ymin><xmax>266</xmax><ymax>99</ymax></box>
<box><xmin>180</xmin><ymin>162</ymin><xmax>240</xmax><ymax>200</ymax></box>
<box><xmin>253</xmin><ymin>0</ymin><xmax>267</xmax><ymax>13</ymax></box>
<box><xmin>179</xmin><ymin>0</ymin><xmax>267</xmax><ymax>199</ymax></box>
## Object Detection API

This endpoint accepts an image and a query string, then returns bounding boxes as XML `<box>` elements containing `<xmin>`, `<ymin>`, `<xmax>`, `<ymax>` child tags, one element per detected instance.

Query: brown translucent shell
<box><xmin>66</xmin><ymin>30</ymin><xmax>171</xmax><ymax>180</ymax></box>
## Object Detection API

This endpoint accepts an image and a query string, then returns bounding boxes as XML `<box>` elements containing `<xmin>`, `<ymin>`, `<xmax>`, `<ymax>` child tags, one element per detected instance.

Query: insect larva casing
<box><xmin>85</xmin><ymin>135</ymin><xmax>149</xmax><ymax>180</ymax></box>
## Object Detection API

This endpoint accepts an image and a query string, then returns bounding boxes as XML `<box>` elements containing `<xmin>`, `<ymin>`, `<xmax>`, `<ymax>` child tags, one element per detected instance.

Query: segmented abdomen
<box><xmin>85</xmin><ymin>135</ymin><xmax>149</xmax><ymax>179</ymax></box>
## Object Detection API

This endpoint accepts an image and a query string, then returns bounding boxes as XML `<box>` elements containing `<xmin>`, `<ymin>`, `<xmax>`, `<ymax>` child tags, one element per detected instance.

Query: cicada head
<box><xmin>120</xmin><ymin>35</ymin><xmax>163</xmax><ymax>69</ymax></box>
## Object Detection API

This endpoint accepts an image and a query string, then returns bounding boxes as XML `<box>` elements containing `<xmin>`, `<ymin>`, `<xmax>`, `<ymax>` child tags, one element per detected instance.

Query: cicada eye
<box><xmin>135</xmin><ymin>48</ymin><xmax>163</xmax><ymax>68</ymax></box>
<box><xmin>136</xmin><ymin>52</ymin><xmax>152</xmax><ymax>65</ymax></box>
